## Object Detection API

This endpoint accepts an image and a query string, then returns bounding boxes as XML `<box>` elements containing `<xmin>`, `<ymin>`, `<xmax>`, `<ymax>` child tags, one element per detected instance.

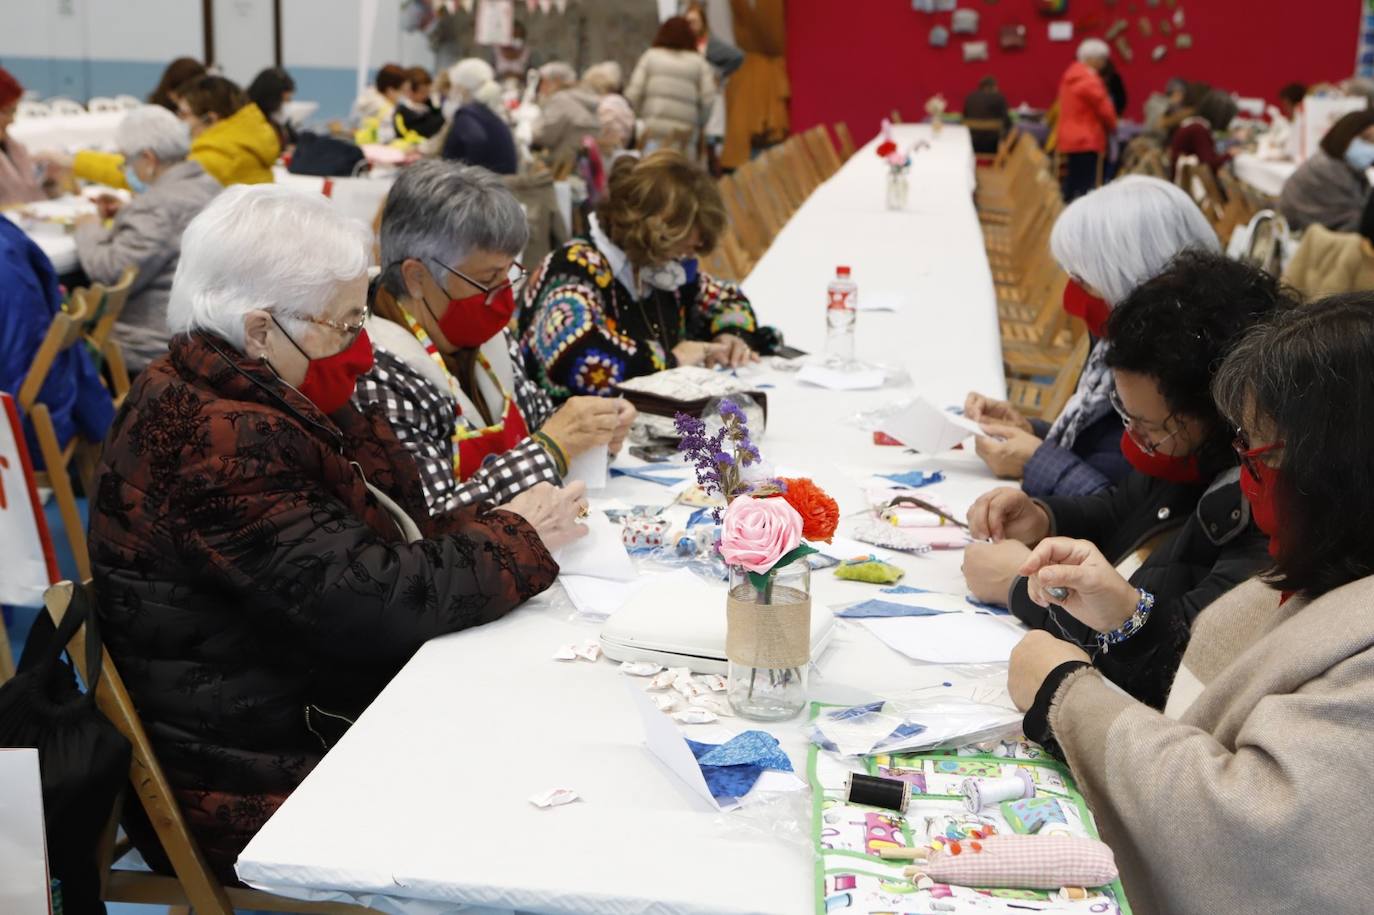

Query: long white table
<box><xmin>1232</xmin><ymin>153</ymin><xmax>1296</xmax><ymax>199</ymax></box>
<box><xmin>236</xmin><ymin>125</ymin><xmax>1009</xmax><ymax>914</ymax></box>
<box><xmin>9</xmin><ymin>111</ymin><xmax>125</xmax><ymax>153</ymax></box>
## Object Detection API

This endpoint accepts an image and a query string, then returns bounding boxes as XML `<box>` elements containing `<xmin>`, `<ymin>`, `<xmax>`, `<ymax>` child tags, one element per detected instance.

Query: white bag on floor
<box><xmin>0</xmin><ymin>749</ymin><xmax>51</xmax><ymax>915</ymax></box>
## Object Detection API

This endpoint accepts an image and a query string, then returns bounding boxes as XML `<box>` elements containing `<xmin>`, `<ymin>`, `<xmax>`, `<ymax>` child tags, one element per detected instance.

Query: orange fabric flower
<box><xmin>779</xmin><ymin>477</ymin><xmax>839</xmax><ymax>543</ymax></box>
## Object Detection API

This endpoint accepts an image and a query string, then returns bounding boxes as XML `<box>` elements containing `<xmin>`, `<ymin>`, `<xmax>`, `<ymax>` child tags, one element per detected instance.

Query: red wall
<box><xmin>788</xmin><ymin>0</ymin><xmax>1363</xmax><ymax>135</ymax></box>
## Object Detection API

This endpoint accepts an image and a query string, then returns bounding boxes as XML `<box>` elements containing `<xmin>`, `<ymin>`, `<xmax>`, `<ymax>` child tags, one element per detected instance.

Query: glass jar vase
<box><xmin>885</xmin><ymin>169</ymin><xmax>910</xmax><ymax>210</ymax></box>
<box><xmin>725</xmin><ymin>561</ymin><xmax>811</xmax><ymax>721</ymax></box>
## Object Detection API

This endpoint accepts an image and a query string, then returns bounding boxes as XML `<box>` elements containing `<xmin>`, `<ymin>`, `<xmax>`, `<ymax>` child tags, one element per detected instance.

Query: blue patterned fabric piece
<box><xmin>608</xmin><ymin>466</ymin><xmax>687</xmax><ymax>485</ymax></box>
<box><xmin>879</xmin><ymin>470</ymin><xmax>946</xmax><ymax>488</ymax></box>
<box><xmin>966</xmin><ymin>596</ymin><xmax>1011</xmax><ymax>615</ymax></box>
<box><xmin>686</xmin><ymin>731</ymin><xmax>794</xmax><ymax>802</ymax></box>
<box><xmin>880</xmin><ymin>584</ymin><xmax>933</xmax><ymax>595</ymax></box>
<box><xmin>837</xmin><ymin>599</ymin><xmax>948</xmax><ymax>619</ymax></box>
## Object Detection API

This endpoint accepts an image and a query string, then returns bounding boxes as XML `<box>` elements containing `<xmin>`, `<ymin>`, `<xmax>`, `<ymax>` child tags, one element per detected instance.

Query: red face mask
<box><xmin>296</xmin><ymin>329</ymin><xmax>375</xmax><ymax>414</ymax></box>
<box><xmin>1063</xmin><ymin>280</ymin><xmax>1112</xmax><ymax>338</ymax></box>
<box><xmin>1120</xmin><ymin>430</ymin><xmax>1203</xmax><ymax>484</ymax></box>
<box><xmin>1239</xmin><ymin>460</ymin><xmax>1282</xmax><ymax>558</ymax></box>
<box><xmin>435</xmin><ymin>284</ymin><xmax>517</xmax><ymax>348</ymax></box>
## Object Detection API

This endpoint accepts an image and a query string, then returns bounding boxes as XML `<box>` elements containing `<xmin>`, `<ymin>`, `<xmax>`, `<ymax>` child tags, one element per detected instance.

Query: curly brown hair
<box><xmin>595</xmin><ymin>150</ymin><xmax>726</xmax><ymax>267</ymax></box>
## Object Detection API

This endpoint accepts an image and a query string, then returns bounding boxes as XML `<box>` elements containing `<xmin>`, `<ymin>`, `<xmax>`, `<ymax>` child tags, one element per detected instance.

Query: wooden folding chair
<box><xmin>75</xmin><ymin>265</ymin><xmax>138</xmax><ymax>402</ymax></box>
<box><xmin>17</xmin><ymin>298</ymin><xmax>105</xmax><ymax>582</ymax></box>
<box><xmin>718</xmin><ymin>172</ymin><xmax>771</xmax><ymax>263</ymax></box>
<box><xmin>834</xmin><ymin>122</ymin><xmax>857</xmax><ymax>161</ymax></box>
<box><xmin>802</xmin><ymin>125</ymin><xmax>842</xmax><ymax>180</ymax></box>
<box><xmin>1005</xmin><ymin>332</ymin><xmax>1091</xmax><ymax>422</ymax></box>
<box><xmin>44</xmin><ymin>580</ymin><xmax>379</xmax><ymax>915</ymax></box>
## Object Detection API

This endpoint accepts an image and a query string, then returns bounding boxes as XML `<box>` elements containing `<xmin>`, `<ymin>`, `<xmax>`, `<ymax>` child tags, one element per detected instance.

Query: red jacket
<box><xmin>1056</xmin><ymin>61</ymin><xmax>1118</xmax><ymax>155</ymax></box>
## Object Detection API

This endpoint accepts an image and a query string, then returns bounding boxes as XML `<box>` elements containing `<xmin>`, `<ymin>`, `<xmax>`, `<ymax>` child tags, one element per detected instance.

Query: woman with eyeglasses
<box><xmin>88</xmin><ymin>184</ymin><xmax>565</xmax><ymax>881</ymax></box>
<box><xmin>1004</xmin><ymin>294</ymin><xmax>1374</xmax><ymax>912</ymax></box>
<box><xmin>357</xmin><ymin>160</ymin><xmax>635</xmax><ymax>514</ymax></box>
<box><xmin>962</xmin><ymin>251</ymin><xmax>1287</xmax><ymax>708</ymax></box>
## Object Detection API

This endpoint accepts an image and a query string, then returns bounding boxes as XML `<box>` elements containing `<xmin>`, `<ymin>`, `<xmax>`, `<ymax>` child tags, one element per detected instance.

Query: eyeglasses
<box><xmin>1232</xmin><ymin>427</ymin><xmax>1284</xmax><ymax>481</ymax></box>
<box><xmin>435</xmin><ymin>260</ymin><xmax>527</xmax><ymax>306</ymax></box>
<box><xmin>293</xmin><ymin>306</ymin><xmax>370</xmax><ymax>343</ymax></box>
<box><xmin>1109</xmin><ymin>387</ymin><xmax>1177</xmax><ymax>456</ymax></box>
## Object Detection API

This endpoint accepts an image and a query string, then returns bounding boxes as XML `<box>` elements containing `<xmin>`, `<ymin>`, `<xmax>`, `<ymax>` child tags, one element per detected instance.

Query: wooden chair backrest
<box><xmin>16</xmin><ymin>299</ymin><xmax>90</xmax><ymax>414</ymax></box>
<box><xmin>79</xmin><ymin>265</ymin><xmax>138</xmax><ymax>353</ymax></box>
<box><xmin>803</xmin><ymin>125</ymin><xmax>842</xmax><ymax>179</ymax></box>
<box><xmin>834</xmin><ymin>122</ymin><xmax>857</xmax><ymax>160</ymax></box>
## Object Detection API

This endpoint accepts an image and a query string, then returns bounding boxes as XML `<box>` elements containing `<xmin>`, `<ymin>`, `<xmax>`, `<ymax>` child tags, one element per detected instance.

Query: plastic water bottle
<box><xmin>825</xmin><ymin>265</ymin><xmax>858</xmax><ymax>365</ymax></box>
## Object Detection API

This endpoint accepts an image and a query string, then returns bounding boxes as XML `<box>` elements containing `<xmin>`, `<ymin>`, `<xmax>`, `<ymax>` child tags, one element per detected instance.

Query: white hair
<box><xmin>1050</xmin><ymin>176</ymin><xmax>1220</xmax><ymax>305</ymax></box>
<box><xmin>167</xmin><ymin>184</ymin><xmax>372</xmax><ymax>349</ymax></box>
<box><xmin>582</xmin><ymin>61</ymin><xmax>622</xmax><ymax>94</ymax></box>
<box><xmin>115</xmin><ymin>105</ymin><xmax>191</xmax><ymax>161</ymax></box>
<box><xmin>1077</xmin><ymin>38</ymin><xmax>1111</xmax><ymax>63</ymax></box>
<box><xmin>449</xmin><ymin>58</ymin><xmax>495</xmax><ymax>96</ymax></box>
<box><xmin>539</xmin><ymin>61</ymin><xmax>577</xmax><ymax>86</ymax></box>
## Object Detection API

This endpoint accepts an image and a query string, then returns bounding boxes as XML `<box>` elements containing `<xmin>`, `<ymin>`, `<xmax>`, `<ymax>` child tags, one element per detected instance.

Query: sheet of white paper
<box><xmin>1048</xmin><ymin>20</ymin><xmax>1074</xmax><ymax>41</ymax></box>
<box><xmin>561</xmin><ymin>573</ymin><xmax>651</xmax><ymax>620</ymax></box>
<box><xmin>860</xmin><ymin>613</ymin><xmax>1023</xmax><ymax>664</ymax></box>
<box><xmin>626</xmin><ymin>681</ymin><xmax>732</xmax><ymax>811</ymax></box>
<box><xmin>878</xmin><ymin>397</ymin><xmax>986</xmax><ymax>453</ymax></box>
<box><xmin>553</xmin><ymin>512</ymin><xmax>636</xmax><ymax>581</ymax></box>
<box><xmin>856</xmin><ymin>291</ymin><xmax>907</xmax><ymax>312</ymax></box>
<box><xmin>566</xmin><ymin>446</ymin><xmax>609</xmax><ymax>490</ymax></box>
<box><xmin>796</xmin><ymin>364</ymin><xmax>886</xmax><ymax>391</ymax></box>
<box><xmin>0</xmin><ymin>749</ymin><xmax>49</xmax><ymax>915</ymax></box>
<box><xmin>818</xmin><ymin>535</ymin><xmax>894</xmax><ymax>561</ymax></box>
<box><xmin>861</xmin><ymin>591</ymin><xmax>976</xmax><ymax>614</ymax></box>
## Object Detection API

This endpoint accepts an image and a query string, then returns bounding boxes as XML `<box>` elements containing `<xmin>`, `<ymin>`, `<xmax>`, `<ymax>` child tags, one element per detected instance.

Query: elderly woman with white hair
<box><xmin>533</xmin><ymin>60</ymin><xmax>603</xmax><ymax>165</ymax></box>
<box><xmin>88</xmin><ymin>184</ymin><xmax>575</xmax><ymax>881</ymax></box>
<box><xmin>441</xmin><ymin>57</ymin><xmax>518</xmax><ymax>174</ymax></box>
<box><xmin>1055</xmin><ymin>37</ymin><xmax>1118</xmax><ymax>201</ymax></box>
<box><xmin>73</xmin><ymin>105</ymin><xmax>221</xmax><ymax>373</ymax></box>
<box><xmin>964</xmin><ymin>177</ymin><xmax>1220</xmax><ymax>497</ymax></box>
<box><xmin>357</xmin><ymin>159</ymin><xmax>634</xmax><ymax>512</ymax></box>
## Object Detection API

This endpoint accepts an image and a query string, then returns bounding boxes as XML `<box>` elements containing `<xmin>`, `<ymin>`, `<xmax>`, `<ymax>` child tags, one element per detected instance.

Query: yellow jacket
<box><xmin>75</xmin><ymin>103</ymin><xmax>280</xmax><ymax>189</ymax></box>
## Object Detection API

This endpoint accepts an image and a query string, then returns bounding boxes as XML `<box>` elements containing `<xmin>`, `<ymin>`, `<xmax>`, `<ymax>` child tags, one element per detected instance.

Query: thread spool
<box><xmin>960</xmin><ymin>769</ymin><xmax>1034</xmax><ymax>812</ymax></box>
<box><xmin>1046</xmin><ymin>585</ymin><xmax>1071</xmax><ymax>602</ymax></box>
<box><xmin>844</xmin><ymin>773</ymin><xmax>911</xmax><ymax>812</ymax></box>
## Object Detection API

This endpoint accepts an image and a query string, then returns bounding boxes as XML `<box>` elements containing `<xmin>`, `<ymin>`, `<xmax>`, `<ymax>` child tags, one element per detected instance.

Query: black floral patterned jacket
<box><xmin>88</xmin><ymin>331</ymin><xmax>559</xmax><ymax>880</ymax></box>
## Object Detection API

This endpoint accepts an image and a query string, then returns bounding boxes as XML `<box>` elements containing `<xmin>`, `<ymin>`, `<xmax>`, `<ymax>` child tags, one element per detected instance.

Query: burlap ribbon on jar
<box><xmin>725</xmin><ymin>584</ymin><xmax>812</xmax><ymax>669</ymax></box>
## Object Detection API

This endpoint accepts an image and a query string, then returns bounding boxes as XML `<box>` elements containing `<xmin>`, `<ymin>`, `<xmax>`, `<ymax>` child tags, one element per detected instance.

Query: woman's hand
<box><xmin>608</xmin><ymin>398</ymin><xmax>636</xmax><ymax>456</ymax></box>
<box><xmin>974</xmin><ymin>423</ymin><xmax>1043</xmax><ymax>479</ymax></box>
<box><xmin>539</xmin><ymin>396</ymin><xmax>622</xmax><ymax>458</ymax></box>
<box><xmin>711</xmin><ymin>333</ymin><xmax>759</xmax><ymax>368</ymax></box>
<box><xmin>502</xmin><ymin>480</ymin><xmax>589</xmax><ymax>552</ymax></box>
<box><xmin>671</xmin><ymin>339</ymin><xmax>716</xmax><ymax>366</ymax></box>
<box><xmin>1019</xmin><ymin>537</ymin><xmax>1141</xmax><ymax>633</ymax></box>
<box><xmin>966</xmin><ymin>487</ymin><xmax>1051</xmax><ymax>545</ymax></box>
<box><xmin>1008</xmin><ymin>630</ymin><xmax>1092</xmax><ymax>711</ymax></box>
<box><xmin>961</xmin><ymin>540</ymin><xmax>1032</xmax><ymax>606</ymax></box>
<box><xmin>964</xmin><ymin>391</ymin><xmax>1033</xmax><ymax>433</ymax></box>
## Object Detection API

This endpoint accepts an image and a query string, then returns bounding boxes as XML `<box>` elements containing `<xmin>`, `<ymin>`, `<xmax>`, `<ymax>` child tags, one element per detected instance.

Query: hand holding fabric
<box><xmin>963</xmin><ymin>391</ymin><xmax>1033</xmax><ymax>433</ymax></box>
<box><xmin>966</xmin><ymin>487</ymin><xmax>1050</xmax><ymax>545</ymax></box>
<box><xmin>975</xmin><ymin>422</ymin><xmax>1043</xmax><ymax>479</ymax></box>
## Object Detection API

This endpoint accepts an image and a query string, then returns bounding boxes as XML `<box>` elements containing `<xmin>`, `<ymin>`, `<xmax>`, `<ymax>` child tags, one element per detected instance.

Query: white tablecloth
<box><xmin>4</xmin><ymin>195</ymin><xmax>102</xmax><ymax>275</ymax></box>
<box><xmin>236</xmin><ymin>125</ymin><xmax>1009</xmax><ymax>915</ymax></box>
<box><xmin>9</xmin><ymin>111</ymin><xmax>125</xmax><ymax>153</ymax></box>
<box><xmin>273</xmin><ymin>167</ymin><xmax>396</xmax><ymax>229</ymax></box>
<box><xmin>1232</xmin><ymin>153</ymin><xmax>1296</xmax><ymax>198</ymax></box>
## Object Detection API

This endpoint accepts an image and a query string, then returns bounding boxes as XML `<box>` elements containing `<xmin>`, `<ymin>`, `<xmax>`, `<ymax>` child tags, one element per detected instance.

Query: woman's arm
<box><xmin>522</xmin><ymin>276</ymin><xmax>663</xmax><ymax>398</ymax></box>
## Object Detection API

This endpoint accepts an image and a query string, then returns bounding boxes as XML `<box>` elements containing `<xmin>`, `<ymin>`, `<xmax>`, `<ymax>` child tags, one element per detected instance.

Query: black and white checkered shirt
<box><xmin>354</xmin><ymin>330</ymin><xmax>560</xmax><ymax>516</ymax></box>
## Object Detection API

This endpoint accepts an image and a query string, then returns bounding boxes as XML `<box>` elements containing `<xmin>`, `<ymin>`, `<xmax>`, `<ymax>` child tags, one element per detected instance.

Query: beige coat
<box><xmin>1282</xmin><ymin>223</ymin><xmax>1374</xmax><ymax>300</ymax></box>
<box><xmin>1050</xmin><ymin>575</ymin><xmax>1374</xmax><ymax>913</ymax></box>
<box><xmin>625</xmin><ymin>47</ymin><xmax>717</xmax><ymax>151</ymax></box>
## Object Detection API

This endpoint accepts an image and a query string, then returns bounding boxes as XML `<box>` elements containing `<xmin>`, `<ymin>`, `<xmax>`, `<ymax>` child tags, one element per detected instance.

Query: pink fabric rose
<box><xmin>719</xmin><ymin>496</ymin><xmax>803</xmax><ymax>573</ymax></box>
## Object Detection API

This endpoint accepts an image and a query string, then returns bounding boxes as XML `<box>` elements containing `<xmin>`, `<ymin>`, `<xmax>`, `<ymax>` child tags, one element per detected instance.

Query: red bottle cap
<box><xmin>837</xmin><ymin>266</ymin><xmax>851</xmax><ymax>277</ymax></box>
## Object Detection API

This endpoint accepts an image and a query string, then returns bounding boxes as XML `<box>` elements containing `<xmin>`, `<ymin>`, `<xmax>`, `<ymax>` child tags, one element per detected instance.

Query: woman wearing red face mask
<box><xmin>964</xmin><ymin>177</ymin><xmax>1218</xmax><ymax>500</ymax></box>
<box><xmin>357</xmin><ymin>160</ymin><xmax>636</xmax><ymax>516</ymax></box>
<box><xmin>999</xmin><ymin>295</ymin><xmax>1374</xmax><ymax>914</ymax></box>
<box><xmin>86</xmin><ymin>185</ymin><xmax>563</xmax><ymax>881</ymax></box>
<box><xmin>963</xmin><ymin>251</ymin><xmax>1286</xmax><ymax>709</ymax></box>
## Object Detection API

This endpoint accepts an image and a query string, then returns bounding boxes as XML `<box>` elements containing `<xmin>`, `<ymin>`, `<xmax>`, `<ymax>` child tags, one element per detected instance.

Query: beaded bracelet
<box><xmin>531</xmin><ymin>430</ymin><xmax>569</xmax><ymax>477</ymax></box>
<box><xmin>1096</xmin><ymin>589</ymin><xmax>1155</xmax><ymax>653</ymax></box>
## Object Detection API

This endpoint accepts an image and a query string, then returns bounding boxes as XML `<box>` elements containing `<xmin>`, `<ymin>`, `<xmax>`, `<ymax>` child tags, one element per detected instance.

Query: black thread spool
<box><xmin>845</xmin><ymin>773</ymin><xmax>911</xmax><ymax>812</ymax></box>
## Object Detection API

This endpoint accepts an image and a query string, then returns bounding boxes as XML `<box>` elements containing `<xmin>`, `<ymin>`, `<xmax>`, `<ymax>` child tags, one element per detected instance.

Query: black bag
<box><xmin>288</xmin><ymin>131</ymin><xmax>366</xmax><ymax>177</ymax></box>
<box><xmin>0</xmin><ymin>589</ymin><xmax>131</xmax><ymax>915</ymax></box>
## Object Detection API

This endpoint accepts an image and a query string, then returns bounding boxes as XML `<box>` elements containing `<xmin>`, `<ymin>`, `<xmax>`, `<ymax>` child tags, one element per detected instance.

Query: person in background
<box><xmin>1143</xmin><ymin>76</ymin><xmax>1189</xmax><ymax>137</ymax></box>
<box><xmin>962</xmin><ymin>75</ymin><xmax>1011</xmax><ymax>156</ymax></box>
<box><xmin>397</xmin><ymin>66</ymin><xmax>445</xmax><ymax>139</ymax></box>
<box><xmin>59</xmin><ymin>75</ymin><xmax>279</xmax><ymax>190</ymax></box>
<box><xmin>352</xmin><ymin>63</ymin><xmax>410</xmax><ymax>144</ymax></box>
<box><xmin>1277</xmin><ymin>81</ymin><xmax>1307</xmax><ymax>119</ymax></box>
<box><xmin>1056</xmin><ymin>38</ymin><xmax>1118</xmax><ymax>201</ymax></box>
<box><xmin>0</xmin><ymin>217</ymin><xmax>114</xmax><ymax>466</ymax></box>
<box><xmin>0</xmin><ymin>66</ymin><xmax>51</xmax><ymax>205</ymax></box>
<box><xmin>493</xmin><ymin>20</ymin><xmax>538</xmax><ymax>86</ymax></box>
<box><xmin>89</xmin><ymin>185</ymin><xmax>575</xmax><ymax>881</ymax></box>
<box><xmin>1168</xmin><ymin>87</ymin><xmax>1238</xmax><ymax>174</ymax></box>
<box><xmin>521</xmin><ymin>150</ymin><xmax>778</xmax><ymax>401</ymax></box>
<box><xmin>441</xmin><ymin>59</ymin><xmax>518</xmax><ymax>175</ymax></box>
<box><xmin>964</xmin><ymin>176</ymin><xmax>1219</xmax><ymax>499</ymax></box>
<box><xmin>1099</xmin><ymin>58</ymin><xmax>1127</xmax><ymax>116</ymax></box>
<box><xmin>72</xmin><ymin>105</ymin><xmax>221</xmax><ymax>376</ymax></box>
<box><xmin>532</xmin><ymin>61</ymin><xmax>602</xmax><ymax>166</ymax></box>
<box><xmin>684</xmin><ymin>1</ymin><xmax>744</xmax><ymax>81</ymax></box>
<box><xmin>1008</xmin><ymin>294</ymin><xmax>1374</xmax><ymax>912</ymax></box>
<box><xmin>246</xmin><ymin>66</ymin><xmax>298</xmax><ymax>150</ymax></box>
<box><xmin>582</xmin><ymin>61</ymin><xmax>624</xmax><ymax>97</ymax></box>
<box><xmin>625</xmin><ymin>16</ymin><xmax>718</xmax><ymax>160</ymax></box>
<box><xmin>965</xmin><ymin>252</ymin><xmax>1283</xmax><ymax>709</ymax></box>
<box><xmin>358</xmin><ymin>161</ymin><xmax>635</xmax><ymax>513</ymax></box>
<box><xmin>147</xmin><ymin>56</ymin><xmax>205</xmax><ymax>112</ymax></box>
<box><xmin>1280</xmin><ymin>110</ymin><xmax>1374</xmax><ymax>233</ymax></box>
<box><xmin>597</xmin><ymin>94</ymin><xmax>637</xmax><ymax>157</ymax></box>
<box><xmin>1282</xmin><ymin>217</ymin><xmax>1374</xmax><ymax>299</ymax></box>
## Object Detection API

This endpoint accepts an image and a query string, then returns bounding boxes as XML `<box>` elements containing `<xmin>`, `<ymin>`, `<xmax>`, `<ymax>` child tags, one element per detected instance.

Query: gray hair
<box><xmin>378</xmin><ymin>159</ymin><xmax>530</xmax><ymax>298</ymax></box>
<box><xmin>115</xmin><ymin>104</ymin><xmax>191</xmax><ymax>161</ymax></box>
<box><xmin>167</xmin><ymin>184</ymin><xmax>372</xmax><ymax>349</ymax></box>
<box><xmin>539</xmin><ymin>61</ymin><xmax>577</xmax><ymax>86</ymax></box>
<box><xmin>1050</xmin><ymin>176</ymin><xmax>1219</xmax><ymax>305</ymax></box>
<box><xmin>1077</xmin><ymin>38</ymin><xmax>1111</xmax><ymax>63</ymax></box>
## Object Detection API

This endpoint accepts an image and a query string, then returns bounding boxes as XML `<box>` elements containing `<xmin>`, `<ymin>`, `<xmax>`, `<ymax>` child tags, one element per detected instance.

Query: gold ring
<box><xmin>577</xmin><ymin>504</ymin><xmax>590</xmax><ymax>519</ymax></box>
